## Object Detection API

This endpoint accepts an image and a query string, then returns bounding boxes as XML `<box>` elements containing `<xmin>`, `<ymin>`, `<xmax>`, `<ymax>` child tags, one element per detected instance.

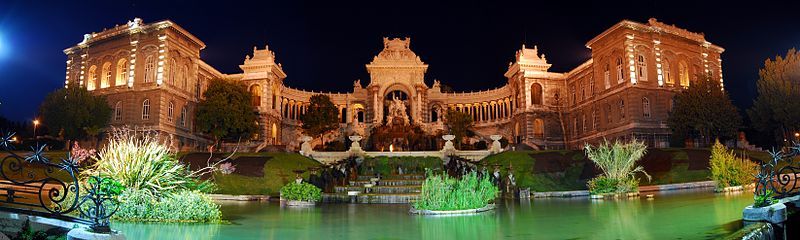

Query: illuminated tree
<box><xmin>39</xmin><ymin>87</ymin><xmax>112</xmax><ymax>143</ymax></box>
<box><xmin>196</xmin><ymin>79</ymin><xmax>258</xmax><ymax>146</ymax></box>
<box><xmin>668</xmin><ymin>74</ymin><xmax>741</xmax><ymax>146</ymax></box>
<box><xmin>444</xmin><ymin>109</ymin><xmax>474</xmax><ymax>148</ymax></box>
<box><xmin>747</xmin><ymin>49</ymin><xmax>800</xmax><ymax>146</ymax></box>
<box><xmin>300</xmin><ymin>94</ymin><xmax>339</xmax><ymax>147</ymax></box>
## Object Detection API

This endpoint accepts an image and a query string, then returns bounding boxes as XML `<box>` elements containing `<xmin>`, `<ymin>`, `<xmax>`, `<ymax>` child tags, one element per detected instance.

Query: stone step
<box><xmin>349</xmin><ymin>179</ymin><xmax>425</xmax><ymax>186</ymax></box>
<box><xmin>356</xmin><ymin>174</ymin><xmax>425</xmax><ymax>181</ymax></box>
<box><xmin>335</xmin><ymin>185</ymin><xmax>422</xmax><ymax>194</ymax></box>
<box><xmin>322</xmin><ymin>193</ymin><xmax>419</xmax><ymax>204</ymax></box>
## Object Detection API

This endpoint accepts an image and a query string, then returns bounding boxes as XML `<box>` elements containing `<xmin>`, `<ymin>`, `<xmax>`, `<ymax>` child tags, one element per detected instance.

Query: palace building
<box><xmin>63</xmin><ymin>18</ymin><xmax>723</xmax><ymax>151</ymax></box>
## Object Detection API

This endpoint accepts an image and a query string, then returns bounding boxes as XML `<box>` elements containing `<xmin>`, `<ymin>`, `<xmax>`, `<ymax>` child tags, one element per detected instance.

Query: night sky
<box><xmin>1</xmin><ymin>0</ymin><xmax>799</xmax><ymax>122</ymax></box>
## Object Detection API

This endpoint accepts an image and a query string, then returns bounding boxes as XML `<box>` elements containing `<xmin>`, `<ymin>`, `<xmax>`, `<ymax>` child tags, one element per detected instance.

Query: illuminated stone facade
<box><xmin>63</xmin><ymin>18</ymin><xmax>723</xmax><ymax>150</ymax></box>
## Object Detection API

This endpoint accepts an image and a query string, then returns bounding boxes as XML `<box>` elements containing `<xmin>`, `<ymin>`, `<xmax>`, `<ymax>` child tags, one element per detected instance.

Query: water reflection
<box><xmin>114</xmin><ymin>189</ymin><xmax>755</xmax><ymax>240</ymax></box>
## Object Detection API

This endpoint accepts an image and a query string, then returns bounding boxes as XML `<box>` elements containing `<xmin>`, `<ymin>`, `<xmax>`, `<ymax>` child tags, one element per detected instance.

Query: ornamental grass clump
<box><xmin>585</xmin><ymin>139</ymin><xmax>650</xmax><ymax>195</ymax></box>
<box><xmin>413</xmin><ymin>170</ymin><xmax>498</xmax><ymax>211</ymax></box>
<box><xmin>88</xmin><ymin>128</ymin><xmax>221</xmax><ymax>223</ymax></box>
<box><xmin>709</xmin><ymin>140</ymin><xmax>758</xmax><ymax>190</ymax></box>
<box><xmin>280</xmin><ymin>182</ymin><xmax>322</xmax><ymax>202</ymax></box>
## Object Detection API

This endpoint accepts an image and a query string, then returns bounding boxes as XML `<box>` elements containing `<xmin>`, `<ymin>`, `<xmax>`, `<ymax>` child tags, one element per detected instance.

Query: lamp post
<box><xmin>32</xmin><ymin>119</ymin><xmax>40</xmax><ymax>139</ymax></box>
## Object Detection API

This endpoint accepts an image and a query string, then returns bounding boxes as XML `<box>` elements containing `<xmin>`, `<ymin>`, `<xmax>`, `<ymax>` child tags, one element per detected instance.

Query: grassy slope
<box><xmin>480</xmin><ymin>148</ymin><xmax>766</xmax><ymax>192</ymax></box>
<box><xmin>211</xmin><ymin>152</ymin><xmax>321</xmax><ymax>196</ymax></box>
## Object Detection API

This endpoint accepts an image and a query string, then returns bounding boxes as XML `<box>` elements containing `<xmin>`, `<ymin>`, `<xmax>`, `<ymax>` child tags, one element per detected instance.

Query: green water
<box><xmin>115</xmin><ymin>188</ymin><xmax>752</xmax><ymax>240</ymax></box>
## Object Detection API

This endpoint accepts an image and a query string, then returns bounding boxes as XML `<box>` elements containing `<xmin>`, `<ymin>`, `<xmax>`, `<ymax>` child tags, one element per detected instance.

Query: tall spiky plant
<box><xmin>87</xmin><ymin>128</ymin><xmax>192</xmax><ymax>194</ymax></box>
<box><xmin>584</xmin><ymin>139</ymin><xmax>651</xmax><ymax>193</ymax></box>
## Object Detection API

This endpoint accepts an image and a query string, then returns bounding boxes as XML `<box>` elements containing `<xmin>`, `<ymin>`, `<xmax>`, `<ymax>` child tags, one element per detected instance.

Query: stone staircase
<box><xmin>321</xmin><ymin>174</ymin><xmax>425</xmax><ymax>204</ymax></box>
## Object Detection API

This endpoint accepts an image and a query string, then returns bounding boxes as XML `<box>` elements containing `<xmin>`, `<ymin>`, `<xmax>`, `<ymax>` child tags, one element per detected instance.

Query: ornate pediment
<box><xmin>369</xmin><ymin>37</ymin><xmax>425</xmax><ymax>65</ymax></box>
<box><xmin>513</xmin><ymin>44</ymin><xmax>551</xmax><ymax>72</ymax></box>
<box><xmin>239</xmin><ymin>45</ymin><xmax>286</xmax><ymax>80</ymax></box>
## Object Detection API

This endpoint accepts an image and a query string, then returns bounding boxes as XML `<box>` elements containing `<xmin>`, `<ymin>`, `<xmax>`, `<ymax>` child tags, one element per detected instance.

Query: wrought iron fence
<box><xmin>0</xmin><ymin>131</ymin><xmax>118</xmax><ymax>233</ymax></box>
<box><xmin>754</xmin><ymin>142</ymin><xmax>800</xmax><ymax>200</ymax></box>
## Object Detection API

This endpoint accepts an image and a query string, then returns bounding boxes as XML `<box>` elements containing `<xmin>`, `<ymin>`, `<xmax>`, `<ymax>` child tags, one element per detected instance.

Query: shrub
<box><xmin>584</xmin><ymin>139</ymin><xmax>650</xmax><ymax>194</ymax></box>
<box><xmin>87</xmin><ymin>128</ymin><xmax>212</xmax><ymax>194</ymax></box>
<box><xmin>753</xmin><ymin>189</ymin><xmax>777</xmax><ymax>208</ymax></box>
<box><xmin>413</xmin><ymin>170</ymin><xmax>498</xmax><ymax>211</ymax></box>
<box><xmin>709</xmin><ymin>140</ymin><xmax>758</xmax><ymax>189</ymax></box>
<box><xmin>280</xmin><ymin>182</ymin><xmax>322</xmax><ymax>202</ymax></box>
<box><xmin>114</xmin><ymin>189</ymin><xmax>221</xmax><ymax>223</ymax></box>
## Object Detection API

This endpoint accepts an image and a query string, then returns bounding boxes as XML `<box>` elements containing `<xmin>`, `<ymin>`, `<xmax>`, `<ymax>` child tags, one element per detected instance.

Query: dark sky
<box><xmin>1</xmin><ymin>0</ymin><xmax>799</xmax><ymax>122</ymax></box>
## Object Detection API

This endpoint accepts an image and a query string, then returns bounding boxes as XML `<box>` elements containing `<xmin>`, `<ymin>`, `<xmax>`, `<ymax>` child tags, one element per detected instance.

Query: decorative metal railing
<box><xmin>754</xmin><ymin>142</ymin><xmax>800</xmax><ymax>200</ymax></box>
<box><xmin>0</xmin><ymin>131</ymin><xmax>118</xmax><ymax>233</ymax></box>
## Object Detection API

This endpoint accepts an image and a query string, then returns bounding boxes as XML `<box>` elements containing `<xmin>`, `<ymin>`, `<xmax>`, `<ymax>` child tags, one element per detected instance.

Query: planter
<box><xmin>743</xmin><ymin>202</ymin><xmax>787</xmax><ymax>224</ymax></box>
<box><xmin>590</xmin><ymin>192</ymin><xmax>640</xmax><ymax>199</ymax></box>
<box><xmin>409</xmin><ymin>204</ymin><xmax>496</xmax><ymax>215</ymax></box>
<box><xmin>282</xmin><ymin>199</ymin><xmax>316</xmax><ymax>207</ymax></box>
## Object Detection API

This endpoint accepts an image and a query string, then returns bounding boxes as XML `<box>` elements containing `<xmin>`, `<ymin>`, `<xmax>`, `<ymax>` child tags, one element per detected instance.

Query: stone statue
<box><xmin>387</xmin><ymin>96</ymin><xmax>409</xmax><ymax>125</ymax></box>
<box><xmin>353</xmin><ymin>79</ymin><xmax>361</xmax><ymax>88</ymax></box>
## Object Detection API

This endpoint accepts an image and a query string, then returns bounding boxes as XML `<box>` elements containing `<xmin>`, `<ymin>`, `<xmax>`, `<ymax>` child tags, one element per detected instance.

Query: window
<box><xmin>679</xmin><ymin>61</ymin><xmax>690</xmax><ymax>87</ymax></box>
<box><xmin>604</xmin><ymin>64</ymin><xmax>611</xmax><ymax>89</ymax></box>
<box><xmin>607</xmin><ymin>104</ymin><xmax>613</xmax><ymax>124</ymax></box>
<box><xmin>589</xmin><ymin>76</ymin><xmax>595</xmax><ymax>96</ymax></box>
<box><xmin>142</xmin><ymin>99</ymin><xmax>150</xmax><ymax>120</ymax></box>
<box><xmin>167</xmin><ymin>101</ymin><xmax>174</xmax><ymax>122</ymax></box>
<box><xmin>180</xmin><ymin>106</ymin><xmax>187</xmax><ymax>127</ymax></box>
<box><xmin>664</xmin><ymin>59</ymin><xmax>673</xmax><ymax>84</ymax></box>
<box><xmin>196</xmin><ymin>78</ymin><xmax>202</xmax><ymax>99</ymax></box>
<box><xmin>250</xmin><ymin>84</ymin><xmax>262</xmax><ymax>107</ymax></box>
<box><xmin>182</xmin><ymin>65</ymin><xmax>189</xmax><ymax>90</ymax></box>
<box><xmin>592</xmin><ymin>108</ymin><xmax>598</xmax><ymax>130</ymax></box>
<box><xmin>431</xmin><ymin>106</ymin><xmax>439</xmax><ymax>122</ymax></box>
<box><xmin>87</xmin><ymin>65</ymin><xmax>97</xmax><ymax>90</ymax></box>
<box><xmin>573</xmin><ymin>118</ymin><xmax>578</xmax><ymax>137</ymax></box>
<box><xmin>272</xmin><ymin>88</ymin><xmax>277</xmax><ymax>109</ymax></box>
<box><xmin>169</xmin><ymin>58</ymin><xmax>177</xmax><ymax>85</ymax></box>
<box><xmin>616</xmin><ymin>58</ymin><xmax>624</xmax><ymax>83</ymax></box>
<box><xmin>144</xmin><ymin>55</ymin><xmax>155</xmax><ymax>83</ymax></box>
<box><xmin>642</xmin><ymin>97</ymin><xmax>651</xmax><ymax>118</ymax></box>
<box><xmin>580</xmin><ymin>80</ymin><xmax>585</xmax><ymax>101</ymax></box>
<box><xmin>637</xmin><ymin>54</ymin><xmax>647</xmax><ymax>81</ymax></box>
<box><xmin>101</xmin><ymin>62</ymin><xmax>111</xmax><ymax>88</ymax></box>
<box><xmin>114</xmin><ymin>101</ymin><xmax>122</xmax><ymax>121</ymax></box>
<box><xmin>570</xmin><ymin>85</ymin><xmax>576</xmax><ymax>106</ymax></box>
<box><xmin>530</xmin><ymin>83</ymin><xmax>543</xmax><ymax>105</ymax></box>
<box><xmin>619</xmin><ymin>99</ymin><xmax>625</xmax><ymax>119</ymax></box>
<box><xmin>581</xmin><ymin>113</ymin><xmax>586</xmax><ymax>134</ymax></box>
<box><xmin>116</xmin><ymin>59</ymin><xmax>128</xmax><ymax>86</ymax></box>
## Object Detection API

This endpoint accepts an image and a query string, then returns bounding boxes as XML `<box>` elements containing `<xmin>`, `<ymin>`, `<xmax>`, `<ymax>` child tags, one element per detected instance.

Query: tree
<box><xmin>667</xmin><ymin>74</ymin><xmax>742</xmax><ymax>146</ymax></box>
<box><xmin>300</xmin><ymin>94</ymin><xmax>339</xmax><ymax>147</ymax></box>
<box><xmin>195</xmin><ymin>79</ymin><xmax>258</xmax><ymax>146</ymax></box>
<box><xmin>39</xmin><ymin>87</ymin><xmax>112</xmax><ymax>143</ymax></box>
<box><xmin>444</xmin><ymin>109</ymin><xmax>474</xmax><ymax>148</ymax></box>
<box><xmin>747</xmin><ymin>49</ymin><xmax>800</xmax><ymax>147</ymax></box>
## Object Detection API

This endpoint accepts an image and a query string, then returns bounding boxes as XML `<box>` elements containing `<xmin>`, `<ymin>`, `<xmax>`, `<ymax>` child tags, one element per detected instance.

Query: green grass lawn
<box><xmin>211</xmin><ymin>152</ymin><xmax>321</xmax><ymax>196</ymax></box>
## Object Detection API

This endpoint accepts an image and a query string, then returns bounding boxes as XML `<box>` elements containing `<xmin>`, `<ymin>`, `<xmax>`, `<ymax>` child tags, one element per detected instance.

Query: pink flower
<box><xmin>70</xmin><ymin>142</ymin><xmax>96</xmax><ymax>165</ymax></box>
<box><xmin>219</xmin><ymin>162</ymin><xmax>236</xmax><ymax>175</ymax></box>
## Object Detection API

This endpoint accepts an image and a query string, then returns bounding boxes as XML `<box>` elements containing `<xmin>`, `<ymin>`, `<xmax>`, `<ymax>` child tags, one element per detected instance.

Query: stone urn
<box><xmin>299</xmin><ymin>136</ymin><xmax>313</xmax><ymax>156</ymax></box>
<box><xmin>442</xmin><ymin>135</ymin><xmax>456</xmax><ymax>153</ymax></box>
<box><xmin>349</xmin><ymin>135</ymin><xmax>363</xmax><ymax>153</ymax></box>
<box><xmin>489</xmin><ymin>135</ymin><xmax>503</xmax><ymax>153</ymax></box>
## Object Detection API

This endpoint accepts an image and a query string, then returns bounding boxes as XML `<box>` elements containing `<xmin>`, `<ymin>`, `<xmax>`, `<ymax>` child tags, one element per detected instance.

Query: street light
<box><xmin>32</xmin><ymin>119</ymin><xmax>40</xmax><ymax>139</ymax></box>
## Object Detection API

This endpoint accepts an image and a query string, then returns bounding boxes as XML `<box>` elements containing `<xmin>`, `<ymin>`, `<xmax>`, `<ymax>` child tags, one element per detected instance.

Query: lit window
<box><xmin>87</xmin><ymin>65</ymin><xmax>97</xmax><ymax>90</ymax></box>
<box><xmin>530</xmin><ymin>83</ymin><xmax>543</xmax><ymax>105</ymax></box>
<box><xmin>142</xmin><ymin>99</ymin><xmax>150</xmax><ymax>120</ymax></box>
<box><xmin>144</xmin><ymin>55</ymin><xmax>155</xmax><ymax>83</ymax></box>
<box><xmin>101</xmin><ymin>62</ymin><xmax>111</xmax><ymax>88</ymax></box>
<box><xmin>116</xmin><ymin>59</ymin><xmax>128</xmax><ymax>86</ymax></box>
<box><xmin>664</xmin><ymin>59</ymin><xmax>673</xmax><ymax>84</ymax></box>
<box><xmin>637</xmin><ymin>54</ymin><xmax>647</xmax><ymax>81</ymax></box>
<box><xmin>679</xmin><ymin>61</ymin><xmax>690</xmax><ymax>87</ymax></box>
<box><xmin>604</xmin><ymin>64</ymin><xmax>611</xmax><ymax>89</ymax></box>
<box><xmin>251</xmin><ymin>84</ymin><xmax>262</xmax><ymax>107</ymax></box>
<box><xmin>170</xmin><ymin>58</ymin><xmax>177</xmax><ymax>85</ymax></box>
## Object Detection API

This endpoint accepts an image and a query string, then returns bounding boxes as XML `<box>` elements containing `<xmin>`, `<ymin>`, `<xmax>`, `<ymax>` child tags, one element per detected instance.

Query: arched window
<box><xmin>250</xmin><ymin>84</ymin><xmax>262</xmax><ymax>107</ymax></box>
<box><xmin>144</xmin><ymin>55</ymin><xmax>155</xmax><ymax>83</ymax></box>
<box><xmin>272</xmin><ymin>88</ymin><xmax>277</xmax><ymax>109</ymax></box>
<box><xmin>116</xmin><ymin>59</ymin><xmax>128</xmax><ymax>86</ymax></box>
<box><xmin>431</xmin><ymin>106</ymin><xmax>439</xmax><ymax>122</ymax></box>
<box><xmin>679</xmin><ymin>61</ymin><xmax>690</xmax><ymax>87</ymax></box>
<box><xmin>169</xmin><ymin>58</ymin><xmax>177</xmax><ymax>85</ymax></box>
<box><xmin>340</xmin><ymin>108</ymin><xmax>347</xmax><ymax>123</ymax></box>
<box><xmin>167</xmin><ymin>101</ymin><xmax>174</xmax><ymax>122</ymax></box>
<box><xmin>642</xmin><ymin>97</ymin><xmax>651</xmax><ymax>118</ymax></box>
<box><xmin>180</xmin><ymin>106</ymin><xmax>187</xmax><ymax>127</ymax></box>
<box><xmin>142</xmin><ymin>99</ymin><xmax>150</xmax><ymax>120</ymax></box>
<box><xmin>182</xmin><ymin>64</ymin><xmax>189</xmax><ymax>90</ymax></box>
<box><xmin>664</xmin><ymin>59</ymin><xmax>673</xmax><ymax>84</ymax></box>
<box><xmin>604</xmin><ymin>64</ymin><xmax>611</xmax><ymax>89</ymax></box>
<box><xmin>619</xmin><ymin>99</ymin><xmax>625</xmax><ymax>119</ymax></box>
<box><xmin>87</xmin><ymin>65</ymin><xmax>97</xmax><ymax>90</ymax></box>
<box><xmin>637</xmin><ymin>54</ymin><xmax>647</xmax><ymax>81</ymax></box>
<box><xmin>530</xmin><ymin>83</ymin><xmax>543</xmax><ymax>105</ymax></box>
<box><xmin>616</xmin><ymin>58</ymin><xmax>624</xmax><ymax>83</ymax></box>
<box><xmin>114</xmin><ymin>101</ymin><xmax>122</xmax><ymax>121</ymax></box>
<box><xmin>101</xmin><ymin>62</ymin><xmax>111</xmax><ymax>88</ymax></box>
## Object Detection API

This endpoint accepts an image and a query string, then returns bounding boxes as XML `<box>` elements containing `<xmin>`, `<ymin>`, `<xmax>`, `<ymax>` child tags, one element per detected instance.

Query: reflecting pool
<box><xmin>115</xmin><ymin>188</ymin><xmax>752</xmax><ymax>239</ymax></box>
